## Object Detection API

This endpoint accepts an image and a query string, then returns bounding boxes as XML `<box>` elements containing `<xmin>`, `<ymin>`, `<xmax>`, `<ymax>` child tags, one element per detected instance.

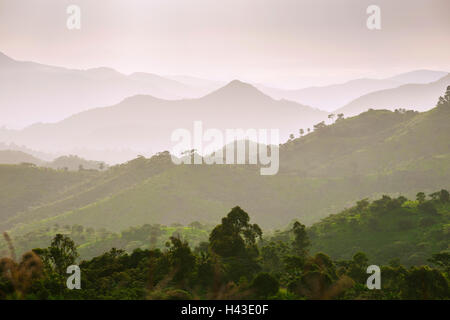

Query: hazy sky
<box><xmin>0</xmin><ymin>0</ymin><xmax>449</xmax><ymax>88</ymax></box>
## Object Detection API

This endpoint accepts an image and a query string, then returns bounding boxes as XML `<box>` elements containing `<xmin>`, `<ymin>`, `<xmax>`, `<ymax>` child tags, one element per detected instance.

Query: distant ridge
<box><xmin>2</xmin><ymin>80</ymin><xmax>328</xmax><ymax>163</ymax></box>
<box><xmin>0</xmin><ymin>149</ymin><xmax>105</xmax><ymax>170</ymax></box>
<box><xmin>0</xmin><ymin>51</ymin><xmax>217</xmax><ymax>127</ymax></box>
<box><xmin>335</xmin><ymin>73</ymin><xmax>450</xmax><ymax>116</ymax></box>
<box><xmin>387</xmin><ymin>69</ymin><xmax>448</xmax><ymax>84</ymax></box>
<box><xmin>257</xmin><ymin>70</ymin><xmax>448</xmax><ymax>111</ymax></box>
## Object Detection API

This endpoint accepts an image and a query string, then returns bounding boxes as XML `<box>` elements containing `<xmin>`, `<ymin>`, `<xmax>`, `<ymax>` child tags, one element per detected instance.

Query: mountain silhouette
<box><xmin>335</xmin><ymin>74</ymin><xmax>450</xmax><ymax>116</ymax></box>
<box><xmin>0</xmin><ymin>51</ymin><xmax>216</xmax><ymax>127</ymax></box>
<box><xmin>257</xmin><ymin>70</ymin><xmax>447</xmax><ymax>111</ymax></box>
<box><xmin>1</xmin><ymin>81</ymin><xmax>328</xmax><ymax>163</ymax></box>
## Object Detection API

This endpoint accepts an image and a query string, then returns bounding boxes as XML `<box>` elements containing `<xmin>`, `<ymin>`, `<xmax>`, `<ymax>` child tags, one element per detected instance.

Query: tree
<box><xmin>428</xmin><ymin>252</ymin><xmax>450</xmax><ymax>275</ymax></box>
<box><xmin>336</xmin><ymin>113</ymin><xmax>344</xmax><ymax>121</ymax></box>
<box><xmin>429</xmin><ymin>189</ymin><xmax>449</xmax><ymax>202</ymax></box>
<box><xmin>402</xmin><ymin>266</ymin><xmax>448</xmax><ymax>299</ymax></box>
<box><xmin>291</xmin><ymin>221</ymin><xmax>310</xmax><ymax>257</ymax></box>
<box><xmin>260</xmin><ymin>241</ymin><xmax>289</xmax><ymax>274</ymax></box>
<box><xmin>288</xmin><ymin>253</ymin><xmax>343</xmax><ymax>299</ymax></box>
<box><xmin>429</xmin><ymin>191</ymin><xmax>440</xmax><ymax>201</ymax></box>
<box><xmin>167</xmin><ymin>236</ymin><xmax>196</xmax><ymax>286</ymax></box>
<box><xmin>370</xmin><ymin>195</ymin><xmax>392</xmax><ymax>213</ymax></box>
<box><xmin>313</xmin><ymin>121</ymin><xmax>326</xmax><ymax>131</ymax></box>
<box><xmin>347</xmin><ymin>252</ymin><xmax>369</xmax><ymax>284</ymax></box>
<box><xmin>437</xmin><ymin>86</ymin><xmax>450</xmax><ymax>107</ymax></box>
<box><xmin>328</xmin><ymin>114</ymin><xmax>335</xmax><ymax>122</ymax></box>
<box><xmin>209</xmin><ymin>207</ymin><xmax>262</xmax><ymax>281</ymax></box>
<box><xmin>299</xmin><ymin>129</ymin><xmax>304</xmax><ymax>136</ymax></box>
<box><xmin>416</xmin><ymin>192</ymin><xmax>426</xmax><ymax>203</ymax></box>
<box><xmin>34</xmin><ymin>234</ymin><xmax>79</xmax><ymax>277</ymax></box>
<box><xmin>356</xmin><ymin>198</ymin><xmax>370</xmax><ymax>211</ymax></box>
<box><xmin>210</xmin><ymin>206</ymin><xmax>262</xmax><ymax>258</ymax></box>
<box><xmin>439</xmin><ymin>189</ymin><xmax>449</xmax><ymax>203</ymax></box>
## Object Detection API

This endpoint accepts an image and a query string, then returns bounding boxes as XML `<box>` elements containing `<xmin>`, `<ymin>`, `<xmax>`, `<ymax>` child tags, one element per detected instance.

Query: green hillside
<box><xmin>1</xmin><ymin>194</ymin><xmax>448</xmax><ymax>300</ymax></box>
<box><xmin>1</xmin><ymin>95</ymin><xmax>449</xmax><ymax>236</ymax></box>
<box><xmin>0</xmin><ymin>154</ymin><xmax>175</xmax><ymax>231</ymax></box>
<box><xmin>309</xmin><ymin>192</ymin><xmax>450</xmax><ymax>266</ymax></box>
<box><xmin>0</xmin><ymin>164</ymin><xmax>97</xmax><ymax>222</ymax></box>
<box><xmin>280</xmin><ymin>105</ymin><xmax>450</xmax><ymax>177</ymax></box>
<box><xmin>3</xmin><ymin>190</ymin><xmax>448</xmax><ymax>268</ymax></box>
<box><xmin>0</xmin><ymin>222</ymin><xmax>211</xmax><ymax>261</ymax></box>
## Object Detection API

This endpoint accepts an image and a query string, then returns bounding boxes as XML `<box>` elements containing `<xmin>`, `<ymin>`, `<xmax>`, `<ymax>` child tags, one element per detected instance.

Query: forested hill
<box><xmin>1</xmin><ymin>194</ymin><xmax>448</xmax><ymax>300</ymax></box>
<box><xmin>1</xmin><ymin>91</ymin><xmax>449</xmax><ymax>234</ymax></box>
<box><xmin>309</xmin><ymin>191</ymin><xmax>450</xmax><ymax>266</ymax></box>
<box><xmin>280</xmin><ymin>102</ymin><xmax>450</xmax><ymax>177</ymax></box>
<box><xmin>3</xmin><ymin>190</ymin><xmax>448</xmax><ymax>267</ymax></box>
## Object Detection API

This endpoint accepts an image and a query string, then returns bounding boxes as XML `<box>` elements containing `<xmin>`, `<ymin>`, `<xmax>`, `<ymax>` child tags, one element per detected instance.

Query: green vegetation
<box><xmin>0</xmin><ymin>203</ymin><xmax>448</xmax><ymax>300</ymax></box>
<box><xmin>0</xmin><ymin>87</ymin><xmax>449</xmax><ymax>300</ymax></box>
<box><xmin>0</xmin><ymin>222</ymin><xmax>211</xmax><ymax>261</ymax></box>
<box><xmin>0</xmin><ymin>164</ymin><xmax>97</xmax><ymax>222</ymax></box>
<box><xmin>2</xmin><ymin>98</ymin><xmax>449</xmax><ymax>236</ymax></box>
<box><xmin>309</xmin><ymin>190</ymin><xmax>450</xmax><ymax>266</ymax></box>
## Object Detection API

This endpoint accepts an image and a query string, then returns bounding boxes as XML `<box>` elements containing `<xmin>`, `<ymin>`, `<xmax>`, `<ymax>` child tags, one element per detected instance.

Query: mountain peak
<box><xmin>224</xmin><ymin>79</ymin><xmax>256</xmax><ymax>90</ymax></box>
<box><xmin>205</xmin><ymin>79</ymin><xmax>270</xmax><ymax>101</ymax></box>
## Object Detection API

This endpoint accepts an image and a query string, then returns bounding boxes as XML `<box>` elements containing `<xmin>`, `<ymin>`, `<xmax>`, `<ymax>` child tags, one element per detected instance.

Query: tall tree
<box><xmin>209</xmin><ymin>206</ymin><xmax>262</xmax><ymax>281</ymax></box>
<box><xmin>34</xmin><ymin>234</ymin><xmax>79</xmax><ymax>276</ymax></box>
<box><xmin>416</xmin><ymin>192</ymin><xmax>426</xmax><ymax>203</ymax></box>
<box><xmin>291</xmin><ymin>221</ymin><xmax>310</xmax><ymax>257</ymax></box>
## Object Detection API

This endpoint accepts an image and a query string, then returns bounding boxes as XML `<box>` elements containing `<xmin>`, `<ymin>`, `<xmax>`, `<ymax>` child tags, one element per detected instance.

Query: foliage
<box><xmin>1</xmin><ymin>197</ymin><xmax>448</xmax><ymax>300</ymax></box>
<box><xmin>309</xmin><ymin>192</ymin><xmax>450</xmax><ymax>266</ymax></box>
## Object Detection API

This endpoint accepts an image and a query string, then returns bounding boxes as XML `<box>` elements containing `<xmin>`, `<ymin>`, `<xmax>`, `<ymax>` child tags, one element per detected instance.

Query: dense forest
<box><xmin>1</xmin><ymin>190</ymin><xmax>448</xmax><ymax>300</ymax></box>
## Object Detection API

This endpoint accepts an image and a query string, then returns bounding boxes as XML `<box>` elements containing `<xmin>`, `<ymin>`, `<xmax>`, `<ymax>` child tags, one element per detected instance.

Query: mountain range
<box><xmin>335</xmin><ymin>74</ymin><xmax>450</xmax><ymax>116</ymax></box>
<box><xmin>2</xmin><ymin>50</ymin><xmax>448</xmax><ymax>127</ymax></box>
<box><xmin>1</xmin><ymin>51</ymin><xmax>449</xmax><ymax>165</ymax></box>
<box><xmin>0</xmin><ymin>51</ymin><xmax>219</xmax><ymax>127</ymax></box>
<box><xmin>0</xmin><ymin>80</ymin><xmax>328</xmax><ymax>163</ymax></box>
<box><xmin>256</xmin><ymin>70</ymin><xmax>448</xmax><ymax>112</ymax></box>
